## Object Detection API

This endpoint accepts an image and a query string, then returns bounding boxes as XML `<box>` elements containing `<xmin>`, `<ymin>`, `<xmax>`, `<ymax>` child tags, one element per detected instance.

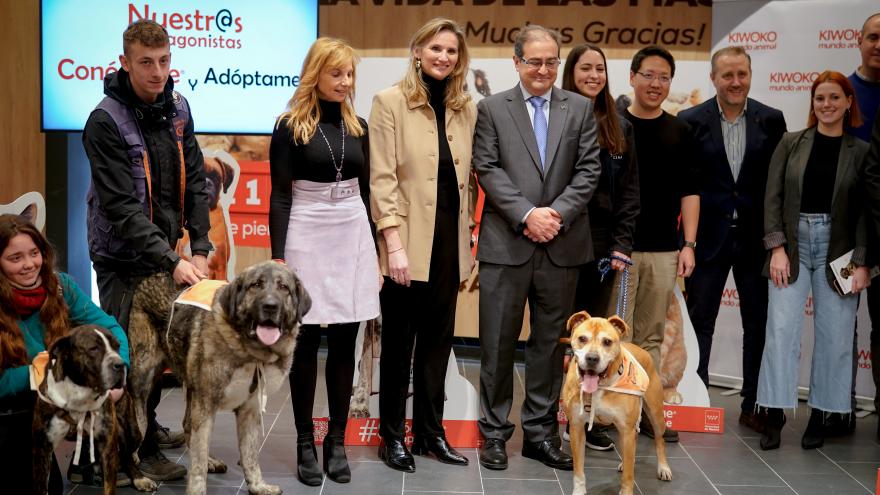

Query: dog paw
<box><xmin>663</xmin><ymin>389</ymin><xmax>683</xmax><ymax>405</ymax></box>
<box><xmin>207</xmin><ymin>456</ymin><xmax>228</xmax><ymax>473</ymax></box>
<box><xmin>572</xmin><ymin>477</ymin><xmax>587</xmax><ymax>495</ymax></box>
<box><xmin>248</xmin><ymin>481</ymin><xmax>282</xmax><ymax>495</ymax></box>
<box><xmin>619</xmin><ymin>488</ymin><xmax>634</xmax><ymax>495</ymax></box>
<box><xmin>657</xmin><ymin>464</ymin><xmax>673</xmax><ymax>481</ymax></box>
<box><xmin>132</xmin><ymin>476</ymin><xmax>158</xmax><ymax>492</ymax></box>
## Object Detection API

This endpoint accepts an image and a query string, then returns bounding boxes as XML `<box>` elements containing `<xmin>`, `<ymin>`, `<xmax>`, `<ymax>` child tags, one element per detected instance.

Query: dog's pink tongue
<box><xmin>256</xmin><ymin>325</ymin><xmax>281</xmax><ymax>346</ymax></box>
<box><xmin>581</xmin><ymin>374</ymin><xmax>599</xmax><ymax>393</ymax></box>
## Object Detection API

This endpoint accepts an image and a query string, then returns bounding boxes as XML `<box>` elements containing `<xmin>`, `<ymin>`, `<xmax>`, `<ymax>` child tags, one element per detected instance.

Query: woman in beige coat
<box><xmin>369</xmin><ymin>17</ymin><xmax>476</xmax><ymax>473</ymax></box>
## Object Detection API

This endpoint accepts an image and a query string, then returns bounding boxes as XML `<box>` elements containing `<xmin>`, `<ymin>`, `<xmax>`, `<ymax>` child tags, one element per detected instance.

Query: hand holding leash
<box><xmin>610</xmin><ymin>251</ymin><xmax>632</xmax><ymax>271</ymax></box>
<box><xmin>191</xmin><ymin>254</ymin><xmax>209</xmax><ymax>278</ymax></box>
<box><xmin>173</xmin><ymin>258</ymin><xmax>207</xmax><ymax>285</ymax></box>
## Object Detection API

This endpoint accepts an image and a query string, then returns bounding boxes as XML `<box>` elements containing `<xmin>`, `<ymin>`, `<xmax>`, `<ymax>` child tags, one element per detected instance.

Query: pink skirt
<box><xmin>284</xmin><ymin>179</ymin><xmax>381</xmax><ymax>325</ymax></box>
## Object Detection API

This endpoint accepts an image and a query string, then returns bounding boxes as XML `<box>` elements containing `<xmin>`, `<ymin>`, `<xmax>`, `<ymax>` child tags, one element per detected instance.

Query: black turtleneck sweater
<box><xmin>423</xmin><ymin>74</ymin><xmax>459</xmax><ymax>212</ymax></box>
<box><xmin>268</xmin><ymin>99</ymin><xmax>370</xmax><ymax>260</ymax></box>
<box><xmin>800</xmin><ymin>131</ymin><xmax>842</xmax><ymax>214</ymax></box>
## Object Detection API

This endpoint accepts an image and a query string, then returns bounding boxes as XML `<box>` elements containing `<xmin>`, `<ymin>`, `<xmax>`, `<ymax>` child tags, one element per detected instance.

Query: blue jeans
<box><xmin>757</xmin><ymin>214</ymin><xmax>857</xmax><ymax>412</ymax></box>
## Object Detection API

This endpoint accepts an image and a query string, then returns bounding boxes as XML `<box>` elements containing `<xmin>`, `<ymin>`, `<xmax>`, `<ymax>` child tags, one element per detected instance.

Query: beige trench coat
<box><xmin>368</xmin><ymin>85</ymin><xmax>477</xmax><ymax>283</ymax></box>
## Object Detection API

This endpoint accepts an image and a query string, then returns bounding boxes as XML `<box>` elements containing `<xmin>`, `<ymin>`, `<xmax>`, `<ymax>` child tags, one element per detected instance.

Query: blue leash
<box><xmin>597</xmin><ymin>254</ymin><xmax>633</xmax><ymax>317</ymax></box>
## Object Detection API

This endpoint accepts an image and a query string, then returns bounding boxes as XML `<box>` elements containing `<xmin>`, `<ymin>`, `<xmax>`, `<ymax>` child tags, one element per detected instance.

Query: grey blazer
<box><xmin>763</xmin><ymin>127</ymin><xmax>870</xmax><ymax>288</ymax></box>
<box><xmin>472</xmin><ymin>85</ymin><xmax>601</xmax><ymax>267</ymax></box>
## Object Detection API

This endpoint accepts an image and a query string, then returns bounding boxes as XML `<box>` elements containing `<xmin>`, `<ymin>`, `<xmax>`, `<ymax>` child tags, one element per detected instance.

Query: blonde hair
<box><xmin>399</xmin><ymin>18</ymin><xmax>471</xmax><ymax>111</ymax></box>
<box><xmin>280</xmin><ymin>38</ymin><xmax>364</xmax><ymax>144</ymax></box>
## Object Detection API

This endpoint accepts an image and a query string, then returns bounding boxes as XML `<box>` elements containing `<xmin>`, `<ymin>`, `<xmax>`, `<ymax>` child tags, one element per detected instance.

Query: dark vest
<box><xmin>86</xmin><ymin>91</ymin><xmax>189</xmax><ymax>261</ymax></box>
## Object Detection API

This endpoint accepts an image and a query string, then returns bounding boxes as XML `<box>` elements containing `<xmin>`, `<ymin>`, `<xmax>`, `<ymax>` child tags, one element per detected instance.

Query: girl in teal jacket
<box><xmin>0</xmin><ymin>213</ymin><xmax>129</xmax><ymax>494</ymax></box>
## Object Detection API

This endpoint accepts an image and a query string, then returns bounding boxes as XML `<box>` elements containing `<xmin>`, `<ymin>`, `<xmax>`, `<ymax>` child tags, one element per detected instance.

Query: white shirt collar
<box><xmin>520</xmin><ymin>83</ymin><xmax>553</xmax><ymax>103</ymax></box>
<box><xmin>716</xmin><ymin>96</ymin><xmax>747</xmax><ymax>122</ymax></box>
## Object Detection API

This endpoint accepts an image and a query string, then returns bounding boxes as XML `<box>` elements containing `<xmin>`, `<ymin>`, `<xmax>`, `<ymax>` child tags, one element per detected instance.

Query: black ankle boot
<box><xmin>760</xmin><ymin>408</ymin><xmax>785</xmax><ymax>450</ymax></box>
<box><xmin>296</xmin><ymin>432</ymin><xmax>322</xmax><ymax>486</ymax></box>
<box><xmin>323</xmin><ymin>423</ymin><xmax>351</xmax><ymax>483</ymax></box>
<box><xmin>802</xmin><ymin>408</ymin><xmax>825</xmax><ymax>450</ymax></box>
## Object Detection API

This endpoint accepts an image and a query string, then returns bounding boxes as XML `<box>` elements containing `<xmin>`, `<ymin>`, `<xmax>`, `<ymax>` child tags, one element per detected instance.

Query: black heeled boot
<box><xmin>296</xmin><ymin>432</ymin><xmax>323</xmax><ymax>486</ymax></box>
<box><xmin>801</xmin><ymin>408</ymin><xmax>825</xmax><ymax>450</ymax></box>
<box><xmin>323</xmin><ymin>422</ymin><xmax>351</xmax><ymax>483</ymax></box>
<box><xmin>760</xmin><ymin>407</ymin><xmax>786</xmax><ymax>450</ymax></box>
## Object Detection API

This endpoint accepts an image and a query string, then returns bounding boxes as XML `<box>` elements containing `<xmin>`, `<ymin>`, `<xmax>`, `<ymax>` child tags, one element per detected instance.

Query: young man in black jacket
<box><xmin>82</xmin><ymin>19</ymin><xmax>212</xmax><ymax>484</ymax></box>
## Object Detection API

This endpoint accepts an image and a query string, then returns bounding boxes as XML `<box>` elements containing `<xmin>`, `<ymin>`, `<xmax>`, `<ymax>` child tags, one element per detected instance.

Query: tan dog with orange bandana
<box><xmin>562</xmin><ymin>312</ymin><xmax>672</xmax><ymax>495</ymax></box>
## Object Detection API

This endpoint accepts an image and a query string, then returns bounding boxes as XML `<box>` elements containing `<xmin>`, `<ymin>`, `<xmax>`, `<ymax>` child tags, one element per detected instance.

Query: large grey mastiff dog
<box><xmin>127</xmin><ymin>261</ymin><xmax>310</xmax><ymax>495</ymax></box>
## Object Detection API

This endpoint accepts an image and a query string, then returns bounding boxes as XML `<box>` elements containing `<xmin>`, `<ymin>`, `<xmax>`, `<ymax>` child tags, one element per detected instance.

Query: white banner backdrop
<box><xmin>351</xmin><ymin>57</ymin><xmax>714</xmax><ymax>412</ymax></box>
<box><xmin>711</xmin><ymin>0</ymin><xmax>876</xmax><ymax>407</ymax></box>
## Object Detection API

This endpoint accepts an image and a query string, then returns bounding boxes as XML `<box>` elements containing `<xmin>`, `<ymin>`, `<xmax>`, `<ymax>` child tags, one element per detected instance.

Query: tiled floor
<box><xmin>59</xmin><ymin>356</ymin><xmax>880</xmax><ymax>495</ymax></box>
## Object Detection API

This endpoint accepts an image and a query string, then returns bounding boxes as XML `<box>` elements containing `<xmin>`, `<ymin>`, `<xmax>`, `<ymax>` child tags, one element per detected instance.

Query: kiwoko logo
<box><xmin>817</xmin><ymin>27</ymin><xmax>862</xmax><ymax>50</ymax></box>
<box><xmin>768</xmin><ymin>71</ymin><xmax>820</xmax><ymax>92</ymax></box>
<box><xmin>726</xmin><ymin>31</ymin><xmax>777</xmax><ymax>51</ymax></box>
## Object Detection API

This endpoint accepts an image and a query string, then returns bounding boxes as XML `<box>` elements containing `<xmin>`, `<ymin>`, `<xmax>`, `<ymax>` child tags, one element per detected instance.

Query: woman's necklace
<box><xmin>317</xmin><ymin>120</ymin><xmax>345</xmax><ymax>183</ymax></box>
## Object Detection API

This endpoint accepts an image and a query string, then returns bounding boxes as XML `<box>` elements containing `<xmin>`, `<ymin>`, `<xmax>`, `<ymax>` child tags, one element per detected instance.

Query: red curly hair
<box><xmin>806</xmin><ymin>71</ymin><xmax>863</xmax><ymax>129</ymax></box>
<box><xmin>0</xmin><ymin>214</ymin><xmax>68</xmax><ymax>369</ymax></box>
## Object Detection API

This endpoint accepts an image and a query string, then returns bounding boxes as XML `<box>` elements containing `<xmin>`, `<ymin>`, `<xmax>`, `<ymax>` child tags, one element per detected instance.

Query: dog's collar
<box><xmin>37</xmin><ymin>362</ymin><xmax>110</xmax><ymax>465</ymax></box>
<box><xmin>577</xmin><ymin>347</ymin><xmax>649</xmax><ymax>433</ymax></box>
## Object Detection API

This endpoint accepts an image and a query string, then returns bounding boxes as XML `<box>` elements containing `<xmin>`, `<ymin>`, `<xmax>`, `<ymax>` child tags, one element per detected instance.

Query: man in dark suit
<box><xmin>472</xmin><ymin>25</ymin><xmax>601</xmax><ymax>471</ymax></box>
<box><xmin>846</xmin><ymin>12</ymin><xmax>880</xmax><ymax>437</ymax></box>
<box><xmin>679</xmin><ymin>46</ymin><xmax>786</xmax><ymax>432</ymax></box>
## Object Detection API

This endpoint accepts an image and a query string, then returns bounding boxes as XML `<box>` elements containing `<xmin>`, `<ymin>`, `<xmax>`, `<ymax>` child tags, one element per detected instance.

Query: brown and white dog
<box><xmin>562</xmin><ymin>312</ymin><xmax>672</xmax><ymax>495</ymax></box>
<box><xmin>32</xmin><ymin>325</ymin><xmax>155</xmax><ymax>495</ymax></box>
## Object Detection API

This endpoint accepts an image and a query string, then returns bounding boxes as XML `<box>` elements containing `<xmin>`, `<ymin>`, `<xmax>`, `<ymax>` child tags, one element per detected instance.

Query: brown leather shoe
<box><xmin>739</xmin><ymin>411</ymin><xmax>766</xmax><ymax>434</ymax></box>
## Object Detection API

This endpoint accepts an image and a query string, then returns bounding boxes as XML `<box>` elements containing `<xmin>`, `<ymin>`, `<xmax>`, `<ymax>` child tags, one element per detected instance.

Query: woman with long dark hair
<box><xmin>0</xmin><ymin>214</ymin><xmax>129</xmax><ymax>493</ymax></box>
<box><xmin>561</xmin><ymin>43</ymin><xmax>640</xmax><ymax>450</ymax></box>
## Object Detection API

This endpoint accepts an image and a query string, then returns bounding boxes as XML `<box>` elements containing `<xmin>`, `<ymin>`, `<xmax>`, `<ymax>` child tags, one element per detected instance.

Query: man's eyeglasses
<box><xmin>520</xmin><ymin>58</ymin><xmax>560</xmax><ymax>70</ymax></box>
<box><xmin>635</xmin><ymin>71</ymin><xmax>672</xmax><ymax>84</ymax></box>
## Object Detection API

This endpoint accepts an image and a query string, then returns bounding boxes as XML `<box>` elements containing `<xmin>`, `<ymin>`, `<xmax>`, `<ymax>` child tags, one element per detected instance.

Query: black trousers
<box><xmin>0</xmin><ymin>397</ymin><xmax>62</xmax><ymax>495</ymax></box>
<box><xmin>478</xmin><ymin>247</ymin><xmax>579</xmax><ymax>444</ymax></box>
<box><xmin>574</xmin><ymin>259</ymin><xmax>617</xmax><ymax>318</ymax></box>
<box><xmin>290</xmin><ymin>323</ymin><xmax>359</xmax><ymax>435</ymax></box>
<box><xmin>685</xmin><ymin>227</ymin><xmax>768</xmax><ymax>413</ymax></box>
<box><xmin>93</xmin><ymin>266</ymin><xmax>163</xmax><ymax>456</ymax></box>
<box><xmin>850</xmin><ymin>284</ymin><xmax>880</xmax><ymax>412</ymax></box>
<box><xmin>379</xmin><ymin>207</ymin><xmax>459</xmax><ymax>441</ymax></box>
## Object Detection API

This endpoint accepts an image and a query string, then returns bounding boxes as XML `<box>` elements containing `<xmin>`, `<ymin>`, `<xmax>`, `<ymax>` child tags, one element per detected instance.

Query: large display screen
<box><xmin>41</xmin><ymin>1</ymin><xmax>318</xmax><ymax>134</ymax></box>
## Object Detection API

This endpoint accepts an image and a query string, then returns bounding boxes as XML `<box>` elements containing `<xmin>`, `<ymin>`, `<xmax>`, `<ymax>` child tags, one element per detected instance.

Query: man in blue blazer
<box><xmin>679</xmin><ymin>46</ymin><xmax>786</xmax><ymax>432</ymax></box>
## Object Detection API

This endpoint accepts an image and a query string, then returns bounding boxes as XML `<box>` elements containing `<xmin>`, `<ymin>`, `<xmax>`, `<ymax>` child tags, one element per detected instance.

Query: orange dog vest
<box><xmin>174</xmin><ymin>279</ymin><xmax>228</xmax><ymax>311</ymax></box>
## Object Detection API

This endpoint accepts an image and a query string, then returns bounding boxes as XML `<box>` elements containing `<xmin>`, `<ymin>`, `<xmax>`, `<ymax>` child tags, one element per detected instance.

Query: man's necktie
<box><xmin>529</xmin><ymin>96</ymin><xmax>547</xmax><ymax>170</ymax></box>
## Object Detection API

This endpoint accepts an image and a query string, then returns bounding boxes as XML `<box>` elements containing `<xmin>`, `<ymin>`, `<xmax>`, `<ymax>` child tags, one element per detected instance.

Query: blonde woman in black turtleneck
<box><xmin>369</xmin><ymin>18</ymin><xmax>477</xmax><ymax>473</ymax></box>
<box><xmin>269</xmin><ymin>38</ymin><xmax>381</xmax><ymax>486</ymax></box>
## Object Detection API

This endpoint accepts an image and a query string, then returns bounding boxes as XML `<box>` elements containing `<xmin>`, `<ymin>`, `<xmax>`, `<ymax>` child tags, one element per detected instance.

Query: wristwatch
<box><xmin>683</xmin><ymin>240</ymin><xmax>697</xmax><ymax>249</ymax></box>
